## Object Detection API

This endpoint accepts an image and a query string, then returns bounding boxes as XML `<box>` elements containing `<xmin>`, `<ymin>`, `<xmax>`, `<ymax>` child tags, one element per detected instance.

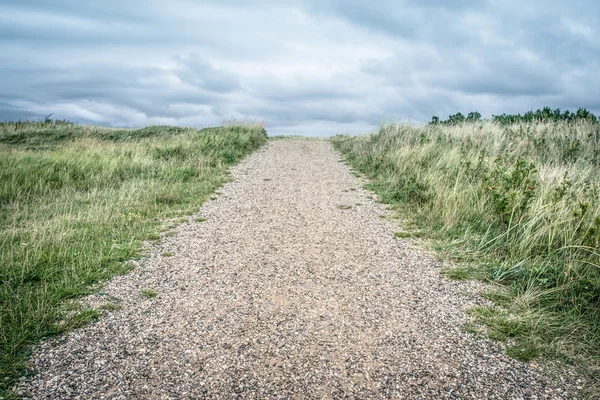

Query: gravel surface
<box><xmin>20</xmin><ymin>140</ymin><xmax>580</xmax><ymax>399</ymax></box>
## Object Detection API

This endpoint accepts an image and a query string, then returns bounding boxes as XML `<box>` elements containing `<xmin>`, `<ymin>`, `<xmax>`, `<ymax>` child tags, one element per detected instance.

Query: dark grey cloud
<box><xmin>0</xmin><ymin>0</ymin><xmax>599</xmax><ymax>136</ymax></box>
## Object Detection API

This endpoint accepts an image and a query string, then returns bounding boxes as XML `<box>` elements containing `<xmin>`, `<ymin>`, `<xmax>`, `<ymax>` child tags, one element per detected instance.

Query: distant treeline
<box><xmin>430</xmin><ymin>107</ymin><xmax>599</xmax><ymax>125</ymax></box>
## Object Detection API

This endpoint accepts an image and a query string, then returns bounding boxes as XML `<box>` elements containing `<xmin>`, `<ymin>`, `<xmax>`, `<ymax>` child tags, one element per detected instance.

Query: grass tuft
<box><xmin>443</xmin><ymin>266</ymin><xmax>474</xmax><ymax>280</ymax></box>
<box><xmin>140</xmin><ymin>289</ymin><xmax>158</xmax><ymax>299</ymax></box>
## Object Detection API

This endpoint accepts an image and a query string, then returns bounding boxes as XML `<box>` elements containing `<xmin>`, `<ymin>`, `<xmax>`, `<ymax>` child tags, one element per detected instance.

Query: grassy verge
<box><xmin>332</xmin><ymin>121</ymin><xmax>600</xmax><ymax>396</ymax></box>
<box><xmin>0</xmin><ymin>121</ymin><xmax>267</xmax><ymax>395</ymax></box>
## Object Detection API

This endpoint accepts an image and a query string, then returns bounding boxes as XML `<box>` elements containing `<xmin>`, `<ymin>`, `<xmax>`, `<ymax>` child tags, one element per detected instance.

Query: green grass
<box><xmin>443</xmin><ymin>266</ymin><xmax>477</xmax><ymax>280</ymax></box>
<box><xmin>332</xmin><ymin>120</ymin><xmax>600</xmax><ymax>395</ymax></box>
<box><xmin>394</xmin><ymin>229</ymin><xmax>425</xmax><ymax>239</ymax></box>
<box><xmin>0</xmin><ymin>120</ymin><xmax>267</xmax><ymax>396</ymax></box>
<box><xmin>140</xmin><ymin>289</ymin><xmax>158</xmax><ymax>299</ymax></box>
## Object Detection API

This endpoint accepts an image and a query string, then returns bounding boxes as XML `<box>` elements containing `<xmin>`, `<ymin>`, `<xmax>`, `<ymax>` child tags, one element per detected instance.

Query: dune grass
<box><xmin>332</xmin><ymin>121</ymin><xmax>600</xmax><ymax>395</ymax></box>
<box><xmin>0</xmin><ymin>121</ymin><xmax>267</xmax><ymax>395</ymax></box>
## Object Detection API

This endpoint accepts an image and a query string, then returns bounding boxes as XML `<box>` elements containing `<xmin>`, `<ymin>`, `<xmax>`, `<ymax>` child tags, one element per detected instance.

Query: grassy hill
<box><xmin>333</xmin><ymin>120</ymin><xmax>600</xmax><ymax>395</ymax></box>
<box><xmin>0</xmin><ymin>121</ymin><xmax>267</xmax><ymax>395</ymax></box>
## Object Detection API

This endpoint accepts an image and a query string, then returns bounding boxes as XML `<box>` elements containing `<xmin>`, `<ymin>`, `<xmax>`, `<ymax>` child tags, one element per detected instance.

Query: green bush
<box><xmin>430</xmin><ymin>107</ymin><xmax>599</xmax><ymax>126</ymax></box>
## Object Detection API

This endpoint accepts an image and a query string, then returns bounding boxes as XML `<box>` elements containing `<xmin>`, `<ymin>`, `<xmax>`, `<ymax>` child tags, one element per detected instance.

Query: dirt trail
<box><xmin>21</xmin><ymin>140</ymin><xmax>578</xmax><ymax>399</ymax></box>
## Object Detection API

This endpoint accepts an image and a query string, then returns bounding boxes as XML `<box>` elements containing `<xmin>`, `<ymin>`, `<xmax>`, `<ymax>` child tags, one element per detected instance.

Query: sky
<box><xmin>1</xmin><ymin>1</ymin><xmax>599</xmax><ymax>137</ymax></box>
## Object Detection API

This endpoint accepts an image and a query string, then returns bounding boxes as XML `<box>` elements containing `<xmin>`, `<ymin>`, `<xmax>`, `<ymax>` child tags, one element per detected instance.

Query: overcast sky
<box><xmin>1</xmin><ymin>1</ymin><xmax>599</xmax><ymax>136</ymax></box>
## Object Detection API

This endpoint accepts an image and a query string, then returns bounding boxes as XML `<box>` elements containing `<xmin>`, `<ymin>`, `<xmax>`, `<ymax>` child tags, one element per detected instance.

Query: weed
<box><xmin>147</xmin><ymin>233</ymin><xmax>161</xmax><ymax>241</ymax></box>
<box><xmin>394</xmin><ymin>231</ymin><xmax>423</xmax><ymax>238</ymax></box>
<box><xmin>394</xmin><ymin>231</ymin><xmax>413</xmax><ymax>238</ymax></box>
<box><xmin>194</xmin><ymin>218</ymin><xmax>207</xmax><ymax>223</ymax></box>
<box><xmin>140</xmin><ymin>289</ymin><xmax>158</xmax><ymax>299</ymax></box>
<box><xmin>464</xmin><ymin>322</ymin><xmax>482</xmax><ymax>336</ymax></box>
<box><xmin>443</xmin><ymin>267</ymin><xmax>473</xmax><ymax>280</ymax></box>
<box><xmin>507</xmin><ymin>342</ymin><xmax>541</xmax><ymax>361</ymax></box>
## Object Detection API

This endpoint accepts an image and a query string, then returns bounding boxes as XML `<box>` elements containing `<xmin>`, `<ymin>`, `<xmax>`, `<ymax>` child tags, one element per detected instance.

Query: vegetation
<box><xmin>140</xmin><ymin>289</ymin><xmax>158</xmax><ymax>299</ymax></box>
<box><xmin>332</xmin><ymin>118</ymin><xmax>600</xmax><ymax>395</ymax></box>
<box><xmin>431</xmin><ymin>107</ymin><xmax>599</xmax><ymax>126</ymax></box>
<box><xmin>0</xmin><ymin>120</ymin><xmax>267</xmax><ymax>395</ymax></box>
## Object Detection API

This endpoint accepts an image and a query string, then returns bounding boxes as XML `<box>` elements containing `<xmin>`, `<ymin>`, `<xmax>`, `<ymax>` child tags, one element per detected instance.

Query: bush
<box><xmin>429</xmin><ymin>107</ymin><xmax>599</xmax><ymax>126</ymax></box>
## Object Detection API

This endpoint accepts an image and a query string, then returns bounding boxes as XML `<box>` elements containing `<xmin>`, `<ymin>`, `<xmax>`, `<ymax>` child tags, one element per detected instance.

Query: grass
<box><xmin>394</xmin><ymin>231</ymin><xmax>419</xmax><ymax>239</ymax></box>
<box><xmin>332</xmin><ymin>120</ymin><xmax>600</xmax><ymax>396</ymax></box>
<box><xmin>140</xmin><ymin>289</ymin><xmax>158</xmax><ymax>299</ymax></box>
<box><xmin>0</xmin><ymin>120</ymin><xmax>267</xmax><ymax>396</ymax></box>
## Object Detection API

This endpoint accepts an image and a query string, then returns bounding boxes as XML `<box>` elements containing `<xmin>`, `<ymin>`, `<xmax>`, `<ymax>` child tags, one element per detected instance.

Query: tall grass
<box><xmin>332</xmin><ymin>121</ymin><xmax>600</xmax><ymax>394</ymax></box>
<box><xmin>0</xmin><ymin>121</ymin><xmax>267</xmax><ymax>395</ymax></box>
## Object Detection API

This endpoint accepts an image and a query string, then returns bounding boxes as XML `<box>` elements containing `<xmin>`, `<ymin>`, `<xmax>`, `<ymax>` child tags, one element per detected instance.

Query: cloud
<box><xmin>0</xmin><ymin>0</ymin><xmax>599</xmax><ymax>136</ymax></box>
<box><xmin>173</xmin><ymin>54</ymin><xmax>241</xmax><ymax>93</ymax></box>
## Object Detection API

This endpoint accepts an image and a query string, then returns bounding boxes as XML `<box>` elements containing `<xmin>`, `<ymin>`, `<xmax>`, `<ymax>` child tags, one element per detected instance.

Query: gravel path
<box><xmin>21</xmin><ymin>140</ymin><xmax>579</xmax><ymax>399</ymax></box>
